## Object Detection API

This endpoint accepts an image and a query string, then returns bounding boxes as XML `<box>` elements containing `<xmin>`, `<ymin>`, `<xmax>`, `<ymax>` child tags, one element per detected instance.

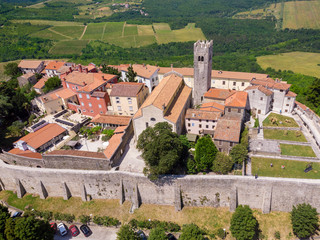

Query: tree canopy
<box><xmin>0</xmin><ymin>205</ymin><xmax>10</xmax><ymax>239</ymax></box>
<box><xmin>230</xmin><ymin>205</ymin><xmax>258</xmax><ymax>240</ymax></box>
<box><xmin>126</xmin><ymin>65</ymin><xmax>137</xmax><ymax>82</ymax></box>
<box><xmin>4</xmin><ymin>62</ymin><xmax>20</xmax><ymax>77</ymax></box>
<box><xmin>291</xmin><ymin>203</ymin><xmax>319</xmax><ymax>239</ymax></box>
<box><xmin>230</xmin><ymin>144</ymin><xmax>248</xmax><ymax>165</ymax></box>
<box><xmin>148</xmin><ymin>227</ymin><xmax>167</xmax><ymax>240</ymax></box>
<box><xmin>43</xmin><ymin>76</ymin><xmax>61</xmax><ymax>93</ymax></box>
<box><xmin>137</xmin><ymin>122</ymin><xmax>186</xmax><ymax>179</ymax></box>
<box><xmin>179</xmin><ymin>223</ymin><xmax>205</xmax><ymax>240</ymax></box>
<box><xmin>116</xmin><ymin>224</ymin><xmax>139</xmax><ymax>240</ymax></box>
<box><xmin>194</xmin><ymin>135</ymin><xmax>218</xmax><ymax>172</ymax></box>
<box><xmin>212</xmin><ymin>152</ymin><xmax>233</xmax><ymax>174</ymax></box>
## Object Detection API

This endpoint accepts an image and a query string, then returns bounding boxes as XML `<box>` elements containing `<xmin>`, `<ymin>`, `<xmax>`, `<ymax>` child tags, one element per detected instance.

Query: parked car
<box><xmin>57</xmin><ymin>223</ymin><xmax>68</xmax><ymax>236</ymax></box>
<box><xmin>137</xmin><ymin>230</ymin><xmax>147</xmax><ymax>240</ymax></box>
<box><xmin>50</xmin><ymin>222</ymin><xmax>57</xmax><ymax>233</ymax></box>
<box><xmin>69</xmin><ymin>225</ymin><xmax>80</xmax><ymax>237</ymax></box>
<box><xmin>11</xmin><ymin>211</ymin><xmax>22</xmax><ymax>218</ymax></box>
<box><xmin>167</xmin><ymin>233</ymin><xmax>177</xmax><ymax>240</ymax></box>
<box><xmin>80</xmin><ymin>224</ymin><xmax>92</xmax><ymax>237</ymax></box>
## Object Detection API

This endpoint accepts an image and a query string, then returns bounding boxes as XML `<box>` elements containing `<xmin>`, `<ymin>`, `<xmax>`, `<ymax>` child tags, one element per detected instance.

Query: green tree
<box><xmin>291</xmin><ymin>203</ymin><xmax>319</xmax><ymax>239</ymax></box>
<box><xmin>148</xmin><ymin>227</ymin><xmax>167</xmax><ymax>240</ymax></box>
<box><xmin>179</xmin><ymin>223</ymin><xmax>205</xmax><ymax>240</ymax></box>
<box><xmin>7</xmin><ymin>121</ymin><xmax>25</xmax><ymax>137</ymax></box>
<box><xmin>0</xmin><ymin>95</ymin><xmax>13</xmax><ymax>121</ymax></box>
<box><xmin>116</xmin><ymin>224</ymin><xmax>139</xmax><ymax>240</ymax></box>
<box><xmin>0</xmin><ymin>205</ymin><xmax>10</xmax><ymax>239</ymax></box>
<box><xmin>126</xmin><ymin>65</ymin><xmax>137</xmax><ymax>82</ymax></box>
<box><xmin>14</xmin><ymin>216</ymin><xmax>54</xmax><ymax>240</ymax></box>
<box><xmin>137</xmin><ymin>122</ymin><xmax>186</xmax><ymax>179</ymax></box>
<box><xmin>212</xmin><ymin>152</ymin><xmax>233</xmax><ymax>174</ymax></box>
<box><xmin>4</xmin><ymin>218</ymin><xmax>16</xmax><ymax>240</ymax></box>
<box><xmin>4</xmin><ymin>62</ymin><xmax>20</xmax><ymax>77</ymax></box>
<box><xmin>101</xmin><ymin>64</ymin><xmax>121</xmax><ymax>79</ymax></box>
<box><xmin>194</xmin><ymin>135</ymin><xmax>218</xmax><ymax>172</ymax></box>
<box><xmin>43</xmin><ymin>76</ymin><xmax>61</xmax><ymax>93</ymax></box>
<box><xmin>230</xmin><ymin>205</ymin><xmax>258</xmax><ymax>240</ymax></box>
<box><xmin>230</xmin><ymin>144</ymin><xmax>248</xmax><ymax>165</ymax></box>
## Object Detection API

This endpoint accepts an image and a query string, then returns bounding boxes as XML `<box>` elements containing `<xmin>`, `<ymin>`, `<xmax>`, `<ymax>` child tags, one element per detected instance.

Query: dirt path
<box><xmin>101</xmin><ymin>23</ymin><xmax>107</xmax><ymax>40</ymax></box>
<box><xmin>122</xmin><ymin>21</ymin><xmax>126</xmax><ymax>37</ymax></box>
<box><xmin>48</xmin><ymin>28</ymin><xmax>72</xmax><ymax>39</ymax></box>
<box><xmin>79</xmin><ymin>25</ymin><xmax>87</xmax><ymax>40</ymax></box>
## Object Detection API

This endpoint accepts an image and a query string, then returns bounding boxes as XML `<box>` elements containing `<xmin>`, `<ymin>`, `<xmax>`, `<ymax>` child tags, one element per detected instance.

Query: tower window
<box><xmin>201</xmin><ymin>56</ymin><xmax>204</xmax><ymax>61</ymax></box>
<box><xmin>198</xmin><ymin>56</ymin><xmax>201</xmax><ymax>61</ymax></box>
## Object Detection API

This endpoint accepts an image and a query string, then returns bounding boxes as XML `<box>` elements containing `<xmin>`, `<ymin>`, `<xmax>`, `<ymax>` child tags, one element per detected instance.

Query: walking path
<box><xmin>79</xmin><ymin>25</ymin><xmax>87</xmax><ymax>40</ymax></box>
<box><xmin>249</xmin><ymin>153</ymin><xmax>319</xmax><ymax>162</ymax></box>
<box><xmin>48</xmin><ymin>28</ymin><xmax>72</xmax><ymax>39</ymax></box>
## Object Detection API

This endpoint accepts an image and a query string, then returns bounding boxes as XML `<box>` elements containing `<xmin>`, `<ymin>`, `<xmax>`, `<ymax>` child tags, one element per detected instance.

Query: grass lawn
<box><xmin>51</xmin><ymin>26</ymin><xmax>85</xmax><ymax>39</ymax></box>
<box><xmin>49</xmin><ymin>40</ymin><xmax>89</xmax><ymax>55</ymax></box>
<box><xmin>0</xmin><ymin>190</ymin><xmax>294</xmax><ymax>239</ymax></box>
<box><xmin>263</xmin><ymin>113</ymin><xmax>299</xmax><ymax>127</ymax></box>
<box><xmin>251</xmin><ymin>157</ymin><xmax>320</xmax><ymax>179</ymax></box>
<box><xmin>280</xmin><ymin>144</ymin><xmax>316</xmax><ymax>157</ymax></box>
<box><xmin>257</xmin><ymin>52</ymin><xmax>320</xmax><ymax>78</ymax></box>
<box><xmin>264</xmin><ymin>129</ymin><xmax>307</xmax><ymax>142</ymax></box>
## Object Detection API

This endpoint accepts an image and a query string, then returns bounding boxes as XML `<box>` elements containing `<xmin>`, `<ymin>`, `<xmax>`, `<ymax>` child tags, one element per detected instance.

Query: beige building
<box><xmin>18</xmin><ymin>60</ymin><xmax>44</xmax><ymax>74</ymax></box>
<box><xmin>133</xmin><ymin>73</ymin><xmax>192</xmax><ymax>139</ymax></box>
<box><xmin>109</xmin><ymin>82</ymin><xmax>149</xmax><ymax>116</ymax></box>
<box><xmin>245</xmin><ymin>85</ymin><xmax>273</xmax><ymax>115</ymax></box>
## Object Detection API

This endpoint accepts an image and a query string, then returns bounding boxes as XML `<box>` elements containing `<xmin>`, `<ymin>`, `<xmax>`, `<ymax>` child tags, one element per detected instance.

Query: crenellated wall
<box><xmin>0</xmin><ymin>159</ymin><xmax>320</xmax><ymax>213</ymax></box>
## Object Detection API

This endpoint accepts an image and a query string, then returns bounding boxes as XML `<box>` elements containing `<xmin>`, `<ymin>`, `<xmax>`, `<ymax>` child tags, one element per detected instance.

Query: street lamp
<box><xmin>223</xmin><ymin>228</ymin><xmax>226</xmax><ymax>239</ymax></box>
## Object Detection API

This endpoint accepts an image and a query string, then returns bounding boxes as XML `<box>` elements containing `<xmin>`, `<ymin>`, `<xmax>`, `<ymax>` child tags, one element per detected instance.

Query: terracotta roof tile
<box><xmin>200</xmin><ymin>102</ymin><xmax>225</xmax><ymax>112</ymax></box>
<box><xmin>204</xmin><ymin>88</ymin><xmax>236</xmax><ymax>100</ymax></box>
<box><xmin>20</xmin><ymin>72</ymin><xmax>35</xmax><ymax>79</ymax></box>
<box><xmin>251</xmin><ymin>78</ymin><xmax>291</xmax><ymax>90</ymax></box>
<box><xmin>14</xmin><ymin>123</ymin><xmax>66</xmax><ymax>150</ymax></box>
<box><xmin>212</xmin><ymin>70</ymin><xmax>268</xmax><ymax>81</ymax></box>
<box><xmin>186</xmin><ymin>109</ymin><xmax>221</xmax><ymax>120</ymax></box>
<box><xmin>103</xmin><ymin>128</ymin><xmax>124</xmax><ymax>159</ymax></box>
<box><xmin>91</xmin><ymin>91</ymin><xmax>107</xmax><ymax>98</ymax></box>
<box><xmin>33</xmin><ymin>77</ymin><xmax>48</xmax><ymax>89</ymax></box>
<box><xmin>244</xmin><ymin>85</ymin><xmax>273</xmax><ymax>96</ymax></box>
<box><xmin>46</xmin><ymin>150</ymin><xmax>107</xmax><ymax>159</ymax></box>
<box><xmin>110</xmin><ymin>82</ymin><xmax>145</xmax><ymax>97</ymax></box>
<box><xmin>18</xmin><ymin>60</ymin><xmax>43</xmax><ymax>69</ymax></box>
<box><xmin>286</xmin><ymin>91</ymin><xmax>297</xmax><ymax>97</ymax></box>
<box><xmin>8</xmin><ymin>148</ymin><xmax>42</xmax><ymax>159</ymax></box>
<box><xmin>45</xmin><ymin>61</ymin><xmax>66</xmax><ymax>70</ymax></box>
<box><xmin>91</xmin><ymin>114</ymin><xmax>131</xmax><ymax>125</ymax></box>
<box><xmin>158</xmin><ymin>67</ymin><xmax>194</xmax><ymax>76</ymax></box>
<box><xmin>50</xmin><ymin>88</ymin><xmax>76</xmax><ymax>100</ymax></box>
<box><xmin>225</xmin><ymin>91</ymin><xmax>248</xmax><ymax>108</ymax></box>
<box><xmin>121</xmin><ymin>64</ymin><xmax>159</xmax><ymax>79</ymax></box>
<box><xmin>295</xmin><ymin>101</ymin><xmax>308</xmax><ymax>111</ymax></box>
<box><xmin>214</xmin><ymin>116</ymin><xmax>242</xmax><ymax>142</ymax></box>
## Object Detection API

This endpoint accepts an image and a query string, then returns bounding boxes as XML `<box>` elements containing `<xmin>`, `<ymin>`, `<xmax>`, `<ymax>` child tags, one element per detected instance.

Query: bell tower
<box><xmin>193</xmin><ymin>40</ymin><xmax>213</xmax><ymax>106</ymax></box>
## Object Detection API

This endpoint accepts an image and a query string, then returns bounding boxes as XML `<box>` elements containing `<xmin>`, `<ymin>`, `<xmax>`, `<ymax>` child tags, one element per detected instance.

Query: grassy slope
<box><xmin>280</xmin><ymin>144</ymin><xmax>316</xmax><ymax>157</ymax></box>
<box><xmin>263</xmin><ymin>129</ymin><xmax>307</xmax><ymax>142</ymax></box>
<box><xmin>257</xmin><ymin>52</ymin><xmax>320</xmax><ymax>78</ymax></box>
<box><xmin>0</xmin><ymin>190</ymin><xmax>295</xmax><ymax>239</ymax></box>
<box><xmin>251</xmin><ymin>157</ymin><xmax>320</xmax><ymax>179</ymax></box>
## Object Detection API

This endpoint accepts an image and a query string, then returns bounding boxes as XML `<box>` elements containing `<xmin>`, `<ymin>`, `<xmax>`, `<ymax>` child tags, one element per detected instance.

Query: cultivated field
<box><xmin>257</xmin><ymin>52</ymin><xmax>320</xmax><ymax>78</ymax></box>
<box><xmin>0</xmin><ymin>190</ymin><xmax>295</xmax><ymax>239</ymax></box>
<box><xmin>282</xmin><ymin>1</ymin><xmax>320</xmax><ymax>29</ymax></box>
<box><xmin>49</xmin><ymin>40</ymin><xmax>89</xmax><ymax>55</ymax></box>
<box><xmin>11</xmin><ymin>20</ymin><xmax>84</xmax><ymax>26</ymax></box>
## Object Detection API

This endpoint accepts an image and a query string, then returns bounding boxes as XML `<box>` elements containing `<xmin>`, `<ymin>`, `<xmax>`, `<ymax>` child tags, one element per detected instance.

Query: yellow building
<box><xmin>109</xmin><ymin>82</ymin><xmax>149</xmax><ymax>116</ymax></box>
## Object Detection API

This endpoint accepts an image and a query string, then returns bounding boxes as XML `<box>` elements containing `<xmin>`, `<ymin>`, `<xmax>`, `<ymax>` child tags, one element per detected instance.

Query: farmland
<box><xmin>49</xmin><ymin>40</ymin><xmax>89</xmax><ymax>55</ymax></box>
<box><xmin>257</xmin><ymin>52</ymin><xmax>320</xmax><ymax>78</ymax></box>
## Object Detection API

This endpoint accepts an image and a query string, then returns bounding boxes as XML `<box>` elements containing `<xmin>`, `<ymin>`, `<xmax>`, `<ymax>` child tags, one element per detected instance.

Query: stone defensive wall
<box><xmin>0</xmin><ymin>160</ymin><xmax>320</xmax><ymax>213</ymax></box>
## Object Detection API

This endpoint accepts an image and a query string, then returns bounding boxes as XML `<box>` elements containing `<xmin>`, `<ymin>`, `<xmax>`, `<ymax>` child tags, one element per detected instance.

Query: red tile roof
<box><xmin>110</xmin><ymin>82</ymin><xmax>145</xmax><ymax>97</ymax></box>
<box><xmin>286</xmin><ymin>91</ymin><xmax>297</xmax><ymax>97</ymax></box>
<box><xmin>245</xmin><ymin>85</ymin><xmax>273</xmax><ymax>96</ymax></box>
<box><xmin>200</xmin><ymin>102</ymin><xmax>225</xmax><ymax>112</ymax></box>
<box><xmin>14</xmin><ymin>123</ymin><xmax>66</xmax><ymax>150</ymax></box>
<box><xmin>8</xmin><ymin>148</ymin><xmax>42</xmax><ymax>159</ymax></box>
<box><xmin>225</xmin><ymin>91</ymin><xmax>248</xmax><ymax>108</ymax></box>
<box><xmin>103</xmin><ymin>127</ymin><xmax>125</xmax><ymax>159</ymax></box>
<box><xmin>45</xmin><ymin>61</ymin><xmax>66</xmax><ymax>70</ymax></box>
<box><xmin>33</xmin><ymin>77</ymin><xmax>48</xmax><ymax>89</ymax></box>
<box><xmin>91</xmin><ymin>114</ymin><xmax>131</xmax><ymax>126</ymax></box>
<box><xmin>214</xmin><ymin>116</ymin><xmax>242</xmax><ymax>142</ymax></box>
<box><xmin>18</xmin><ymin>60</ymin><xmax>43</xmax><ymax>69</ymax></box>
<box><xmin>204</xmin><ymin>88</ymin><xmax>236</xmax><ymax>100</ymax></box>
<box><xmin>186</xmin><ymin>109</ymin><xmax>221</xmax><ymax>120</ymax></box>
<box><xmin>251</xmin><ymin>78</ymin><xmax>291</xmax><ymax>90</ymax></box>
<box><xmin>212</xmin><ymin>70</ymin><xmax>268</xmax><ymax>81</ymax></box>
<box><xmin>45</xmin><ymin>150</ymin><xmax>107</xmax><ymax>159</ymax></box>
<box><xmin>118</xmin><ymin>64</ymin><xmax>159</xmax><ymax>79</ymax></box>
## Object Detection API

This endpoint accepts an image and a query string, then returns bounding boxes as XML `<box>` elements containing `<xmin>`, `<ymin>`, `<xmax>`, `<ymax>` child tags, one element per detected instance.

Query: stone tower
<box><xmin>193</xmin><ymin>40</ymin><xmax>213</xmax><ymax>106</ymax></box>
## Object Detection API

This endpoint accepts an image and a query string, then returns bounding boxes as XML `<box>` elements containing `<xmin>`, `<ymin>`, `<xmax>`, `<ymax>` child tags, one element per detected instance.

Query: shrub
<box><xmin>254</xmin><ymin>118</ymin><xmax>259</xmax><ymax>128</ymax></box>
<box><xmin>93</xmin><ymin>216</ymin><xmax>104</xmax><ymax>225</ymax></box>
<box><xmin>217</xmin><ymin>228</ymin><xmax>226</xmax><ymax>239</ymax></box>
<box><xmin>93</xmin><ymin>215</ymin><xmax>120</xmax><ymax>227</ymax></box>
<box><xmin>128</xmin><ymin>219</ymin><xmax>180</xmax><ymax>232</ymax></box>
<box><xmin>274</xmin><ymin>231</ymin><xmax>280</xmax><ymax>240</ymax></box>
<box><xmin>79</xmin><ymin>215</ymin><xmax>91</xmax><ymax>224</ymax></box>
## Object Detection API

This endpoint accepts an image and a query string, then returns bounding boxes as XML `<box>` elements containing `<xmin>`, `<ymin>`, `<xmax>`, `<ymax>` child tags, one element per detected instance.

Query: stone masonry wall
<box><xmin>1</xmin><ymin>160</ymin><xmax>320</xmax><ymax>213</ymax></box>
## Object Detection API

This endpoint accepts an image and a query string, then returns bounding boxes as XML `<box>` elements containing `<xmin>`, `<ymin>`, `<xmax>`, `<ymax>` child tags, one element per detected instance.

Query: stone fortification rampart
<box><xmin>0</xmin><ymin>160</ymin><xmax>320</xmax><ymax>213</ymax></box>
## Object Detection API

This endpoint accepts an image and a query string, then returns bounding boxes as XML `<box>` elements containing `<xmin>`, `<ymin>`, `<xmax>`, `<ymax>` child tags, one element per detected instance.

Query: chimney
<box><xmin>102</xmin><ymin>76</ymin><xmax>105</xmax><ymax>81</ymax></box>
<box><xmin>85</xmin><ymin>68</ymin><xmax>88</xmax><ymax>74</ymax></box>
<box><xmin>69</xmin><ymin>67</ymin><xmax>72</xmax><ymax>72</ymax></box>
<box><xmin>143</xmin><ymin>63</ymin><xmax>146</xmax><ymax>67</ymax></box>
<box><xmin>83</xmin><ymin>81</ymin><xmax>87</xmax><ymax>86</ymax></box>
<box><xmin>79</xmin><ymin>65</ymin><xmax>82</xmax><ymax>73</ymax></box>
<box><xmin>162</xmin><ymin>104</ymin><xmax>165</xmax><ymax>110</ymax></box>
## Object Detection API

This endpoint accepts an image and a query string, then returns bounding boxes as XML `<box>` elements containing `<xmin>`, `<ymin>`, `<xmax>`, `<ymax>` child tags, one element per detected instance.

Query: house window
<box><xmin>241</xmin><ymin>82</ymin><xmax>244</xmax><ymax>86</ymax></box>
<box><xmin>90</xmin><ymin>110</ymin><xmax>94</xmax><ymax>113</ymax></box>
<box><xmin>253</xmin><ymin>91</ymin><xmax>255</xmax><ymax>94</ymax></box>
<box><xmin>286</xmin><ymin>104</ymin><xmax>289</xmax><ymax>106</ymax></box>
<box><xmin>188</xmin><ymin>123</ymin><xmax>190</xmax><ymax>127</ymax></box>
<box><xmin>222</xmin><ymin>81</ymin><xmax>225</xmax><ymax>85</ymax></box>
<box><xmin>219</xmin><ymin>141</ymin><xmax>222</xmax><ymax>146</ymax></box>
<box><xmin>188</xmin><ymin>129</ymin><xmax>191</xmax><ymax>132</ymax></box>
<box><xmin>199</xmin><ymin>119</ymin><xmax>202</xmax><ymax>122</ymax></box>
<box><xmin>116</xmin><ymin>97</ymin><xmax>119</xmax><ymax>100</ymax></box>
<box><xmin>192</xmin><ymin>123</ymin><xmax>194</xmax><ymax>127</ymax></box>
<box><xmin>97</xmin><ymin>97</ymin><xmax>100</xmax><ymax>100</ymax></box>
<box><xmin>117</xmin><ymin>106</ymin><xmax>122</xmax><ymax>111</ymax></box>
<box><xmin>98</xmin><ymin>104</ymin><xmax>102</xmax><ymax>108</ymax></box>
<box><xmin>288</xmin><ymin>97</ymin><xmax>291</xmax><ymax>100</ymax></box>
<box><xmin>280</xmin><ymin>90</ymin><xmax>284</xmax><ymax>92</ymax></box>
<box><xmin>233</xmin><ymin>82</ymin><xmax>236</xmax><ymax>86</ymax></box>
<box><xmin>75</xmin><ymin>86</ymin><xmax>78</xmax><ymax>90</ymax></box>
<box><xmin>86</xmin><ymin>94</ymin><xmax>90</xmax><ymax>99</ymax></box>
<box><xmin>150</xmin><ymin>118</ymin><xmax>156</xmax><ymax>121</ymax></box>
<box><xmin>129</xmin><ymin>106</ymin><xmax>133</xmax><ymax>111</ymax></box>
<box><xmin>83</xmin><ymin>109</ymin><xmax>86</xmax><ymax>112</ymax></box>
<box><xmin>66</xmin><ymin>83</ymin><xmax>69</xmax><ymax>88</ymax></box>
<box><xmin>146</xmin><ymin>122</ymin><xmax>149</xmax><ymax>128</ymax></box>
<box><xmin>100</xmin><ymin>111</ymin><xmax>103</xmax><ymax>114</ymax></box>
<box><xmin>116</xmin><ymin>100</ymin><xmax>120</xmax><ymax>104</ymax></box>
<box><xmin>88</xmin><ymin>103</ymin><xmax>92</xmax><ymax>107</ymax></box>
<box><xmin>238</xmin><ymin>109</ymin><xmax>241</xmax><ymax>113</ymax></box>
<box><xmin>230</xmin><ymin>142</ymin><xmax>233</xmax><ymax>147</ymax></box>
<box><xmin>81</xmin><ymin>102</ymin><xmax>84</xmax><ymax>106</ymax></box>
<box><xmin>79</xmin><ymin>93</ymin><xmax>82</xmax><ymax>98</ymax></box>
<box><xmin>260</xmin><ymin>97</ymin><xmax>263</xmax><ymax>101</ymax></box>
<box><xmin>228</xmin><ymin>108</ymin><xmax>231</xmax><ymax>112</ymax></box>
<box><xmin>285</xmin><ymin>110</ymin><xmax>288</xmax><ymax>112</ymax></box>
<box><xmin>212</xmin><ymin>125</ymin><xmax>214</xmax><ymax>129</ymax></box>
<box><xmin>128</xmin><ymin>97</ymin><xmax>132</xmax><ymax>104</ymax></box>
<box><xmin>206</xmin><ymin>125</ymin><xmax>209</xmax><ymax>128</ymax></box>
<box><xmin>199</xmin><ymin>124</ymin><xmax>202</xmax><ymax>128</ymax></box>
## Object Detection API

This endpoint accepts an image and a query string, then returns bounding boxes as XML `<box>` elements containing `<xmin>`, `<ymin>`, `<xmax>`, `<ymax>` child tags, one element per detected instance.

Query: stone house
<box><xmin>133</xmin><ymin>73</ymin><xmax>192</xmax><ymax>139</ymax></box>
<box><xmin>18</xmin><ymin>60</ymin><xmax>44</xmax><ymax>74</ymax></box>
<box><xmin>33</xmin><ymin>77</ymin><xmax>48</xmax><ymax>94</ymax></box>
<box><xmin>185</xmin><ymin>109</ymin><xmax>221</xmax><ymax>137</ymax></box>
<box><xmin>245</xmin><ymin>85</ymin><xmax>273</xmax><ymax>115</ymax></box>
<box><xmin>119</xmin><ymin>64</ymin><xmax>160</xmax><ymax>93</ymax></box>
<box><xmin>203</xmin><ymin>88</ymin><xmax>236</xmax><ymax>104</ymax></box>
<box><xmin>11</xmin><ymin>123</ymin><xmax>67</xmax><ymax>153</ymax></box>
<box><xmin>213</xmin><ymin>116</ymin><xmax>242</xmax><ymax>153</ymax></box>
<box><xmin>17</xmin><ymin>72</ymin><xmax>37</xmax><ymax>87</ymax></box>
<box><xmin>224</xmin><ymin>91</ymin><xmax>249</xmax><ymax>122</ymax></box>
<box><xmin>45</xmin><ymin>61</ymin><xmax>69</xmax><ymax>78</ymax></box>
<box><xmin>108</xmin><ymin>82</ymin><xmax>149</xmax><ymax>116</ymax></box>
